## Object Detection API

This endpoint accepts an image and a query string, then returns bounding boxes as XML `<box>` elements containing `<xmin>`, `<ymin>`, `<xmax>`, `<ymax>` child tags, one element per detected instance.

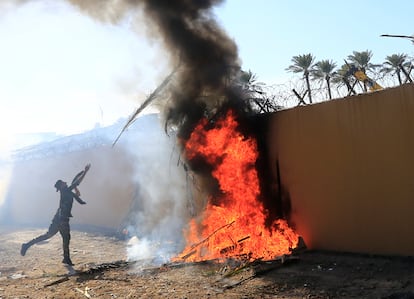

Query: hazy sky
<box><xmin>0</xmin><ymin>0</ymin><xmax>413</xmax><ymax>151</ymax></box>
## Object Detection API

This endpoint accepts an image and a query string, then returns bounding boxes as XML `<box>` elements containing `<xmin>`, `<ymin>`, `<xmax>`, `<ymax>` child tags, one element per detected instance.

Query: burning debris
<box><xmin>173</xmin><ymin>110</ymin><xmax>299</xmax><ymax>262</ymax></box>
<box><xmin>39</xmin><ymin>0</ymin><xmax>302</xmax><ymax>264</ymax></box>
<box><xmin>99</xmin><ymin>0</ymin><xmax>301</xmax><ymax>263</ymax></box>
<box><xmin>141</xmin><ymin>0</ymin><xmax>301</xmax><ymax>261</ymax></box>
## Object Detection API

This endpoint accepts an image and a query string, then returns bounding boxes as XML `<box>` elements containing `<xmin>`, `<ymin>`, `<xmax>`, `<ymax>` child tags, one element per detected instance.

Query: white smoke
<box><xmin>126</xmin><ymin>236</ymin><xmax>153</xmax><ymax>261</ymax></box>
<box><xmin>0</xmin><ymin>0</ymin><xmax>200</xmax><ymax>266</ymax></box>
<box><xmin>118</xmin><ymin>114</ymin><xmax>189</xmax><ymax>265</ymax></box>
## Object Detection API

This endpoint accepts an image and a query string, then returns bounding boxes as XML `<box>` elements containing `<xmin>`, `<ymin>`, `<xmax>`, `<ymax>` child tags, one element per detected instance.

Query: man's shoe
<box><xmin>62</xmin><ymin>258</ymin><xmax>74</xmax><ymax>266</ymax></box>
<box><xmin>20</xmin><ymin>243</ymin><xmax>29</xmax><ymax>256</ymax></box>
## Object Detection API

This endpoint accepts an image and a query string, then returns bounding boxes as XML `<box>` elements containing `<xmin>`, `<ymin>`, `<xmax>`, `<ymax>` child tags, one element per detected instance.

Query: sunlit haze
<box><xmin>1</xmin><ymin>0</ymin><xmax>413</xmax><ymax>270</ymax></box>
<box><xmin>1</xmin><ymin>0</ymin><xmax>413</xmax><ymax>152</ymax></box>
<box><xmin>0</xmin><ymin>1</ymin><xmax>168</xmax><ymax>153</ymax></box>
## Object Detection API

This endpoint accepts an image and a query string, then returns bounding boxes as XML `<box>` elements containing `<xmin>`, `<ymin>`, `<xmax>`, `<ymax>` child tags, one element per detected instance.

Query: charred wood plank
<box><xmin>43</xmin><ymin>276</ymin><xmax>70</xmax><ymax>288</ymax></box>
<box><xmin>43</xmin><ymin>260</ymin><xmax>133</xmax><ymax>288</ymax></box>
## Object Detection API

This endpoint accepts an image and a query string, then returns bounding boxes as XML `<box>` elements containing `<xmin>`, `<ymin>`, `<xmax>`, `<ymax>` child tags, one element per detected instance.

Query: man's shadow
<box><xmin>63</xmin><ymin>264</ymin><xmax>77</xmax><ymax>275</ymax></box>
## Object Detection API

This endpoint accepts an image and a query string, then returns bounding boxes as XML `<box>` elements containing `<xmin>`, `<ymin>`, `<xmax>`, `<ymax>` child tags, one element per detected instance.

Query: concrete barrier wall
<box><xmin>7</xmin><ymin>145</ymin><xmax>136</xmax><ymax>230</ymax></box>
<box><xmin>4</xmin><ymin>114</ymin><xmax>189</xmax><ymax>237</ymax></box>
<box><xmin>267</xmin><ymin>84</ymin><xmax>414</xmax><ymax>256</ymax></box>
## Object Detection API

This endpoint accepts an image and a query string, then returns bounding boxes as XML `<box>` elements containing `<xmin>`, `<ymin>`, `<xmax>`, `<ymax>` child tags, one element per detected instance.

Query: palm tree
<box><xmin>346</xmin><ymin>50</ymin><xmax>380</xmax><ymax>92</ymax></box>
<box><xmin>381</xmin><ymin>53</ymin><xmax>411</xmax><ymax>85</ymax></box>
<box><xmin>238</xmin><ymin>69</ymin><xmax>263</xmax><ymax>94</ymax></box>
<box><xmin>237</xmin><ymin>70</ymin><xmax>282</xmax><ymax>113</ymax></box>
<box><xmin>312</xmin><ymin>59</ymin><xmax>337</xmax><ymax>99</ymax></box>
<box><xmin>332</xmin><ymin>64</ymin><xmax>357</xmax><ymax>96</ymax></box>
<box><xmin>286</xmin><ymin>54</ymin><xmax>315</xmax><ymax>103</ymax></box>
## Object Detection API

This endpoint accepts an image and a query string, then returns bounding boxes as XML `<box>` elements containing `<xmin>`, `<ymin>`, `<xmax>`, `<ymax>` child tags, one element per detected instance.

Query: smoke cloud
<box><xmin>63</xmin><ymin>0</ymin><xmax>245</xmax><ymax>138</ymax></box>
<box><xmin>2</xmin><ymin>0</ymin><xmax>251</xmax><ymax>265</ymax></box>
<box><xmin>139</xmin><ymin>1</ymin><xmax>244</xmax><ymax>139</ymax></box>
<box><xmin>63</xmin><ymin>0</ymin><xmax>249</xmax><ymax>253</ymax></box>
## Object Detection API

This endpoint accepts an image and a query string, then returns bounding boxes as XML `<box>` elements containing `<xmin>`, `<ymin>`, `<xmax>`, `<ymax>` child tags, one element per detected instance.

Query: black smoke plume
<box><xmin>68</xmin><ymin>0</ymin><xmax>253</xmax><ymax>139</ymax></box>
<box><xmin>69</xmin><ymin>0</ymin><xmax>271</xmax><ymax>211</ymax></box>
<box><xmin>139</xmin><ymin>1</ymin><xmax>252</xmax><ymax>139</ymax></box>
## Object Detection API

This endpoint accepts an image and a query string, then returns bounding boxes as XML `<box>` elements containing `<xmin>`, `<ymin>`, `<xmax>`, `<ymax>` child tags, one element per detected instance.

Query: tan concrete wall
<box><xmin>268</xmin><ymin>84</ymin><xmax>414</xmax><ymax>256</ymax></box>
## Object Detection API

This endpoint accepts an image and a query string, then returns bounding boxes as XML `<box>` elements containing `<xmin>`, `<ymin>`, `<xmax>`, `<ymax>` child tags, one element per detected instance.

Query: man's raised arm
<box><xmin>69</xmin><ymin>163</ymin><xmax>91</xmax><ymax>190</ymax></box>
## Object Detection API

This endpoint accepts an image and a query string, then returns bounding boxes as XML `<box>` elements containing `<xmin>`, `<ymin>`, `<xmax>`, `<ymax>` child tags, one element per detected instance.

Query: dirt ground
<box><xmin>0</xmin><ymin>227</ymin><xmax>413</xmax><ymax>299</ymax></box>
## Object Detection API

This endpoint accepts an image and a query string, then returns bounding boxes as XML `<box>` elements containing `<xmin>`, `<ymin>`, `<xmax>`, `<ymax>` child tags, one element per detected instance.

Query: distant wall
<box><xmin>7</xmin><ymin>145</ymin><xmax>136</xmax><ymax>230</ymax></box>
<box><xmin>268</xmin><ymin>84</ymin><xmax>414</xmax><ymax>256</ymax></box>
<box><xmin>4</xmin><ymin>114</ymin><xmax>190</xmax><ymax>241</ymax></box>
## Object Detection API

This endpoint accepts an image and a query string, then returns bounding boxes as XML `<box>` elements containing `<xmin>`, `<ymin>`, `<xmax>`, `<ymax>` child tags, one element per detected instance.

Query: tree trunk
<box><xmin>305</xmin><ymin>74</ymin><xmax>312</xmax><ymax>103</ymax></box>
<box><xmin>326</xmin><ymin>77</ymin><xmax>332</xmax><ymax>100</ymax></box>
<box><xmin>397</xmin><ymin>70</ymin><xmax>402</xmax><ymax>85</ymax></box>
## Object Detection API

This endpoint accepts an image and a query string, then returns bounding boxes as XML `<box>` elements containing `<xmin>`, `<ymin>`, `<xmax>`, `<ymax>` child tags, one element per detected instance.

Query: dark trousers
<box><xmin>26</xmin><ymin>214</ymin><xmax>71</xmax><ymax>259</ymax></box>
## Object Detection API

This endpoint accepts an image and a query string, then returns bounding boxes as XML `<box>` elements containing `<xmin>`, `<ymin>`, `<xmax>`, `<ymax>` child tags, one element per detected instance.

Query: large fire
<box><xmin>174</xmin><ymin>110</ymin><xmax>299</xmax><ymax>262</ymax></box>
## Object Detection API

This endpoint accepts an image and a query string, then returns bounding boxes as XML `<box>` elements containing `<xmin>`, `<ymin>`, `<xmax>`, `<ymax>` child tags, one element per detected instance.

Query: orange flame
<box><xmin>175</xmin><ymin>110</ymin><xmax>299</xmax><ymax>262</ymax></box>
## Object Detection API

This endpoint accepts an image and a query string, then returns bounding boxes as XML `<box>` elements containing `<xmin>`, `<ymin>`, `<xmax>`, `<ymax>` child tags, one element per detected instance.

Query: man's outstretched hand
<box><xmin>85</xmin><ymin>163</ymin><xmax>91</xmax><ymax>172</ymax></box>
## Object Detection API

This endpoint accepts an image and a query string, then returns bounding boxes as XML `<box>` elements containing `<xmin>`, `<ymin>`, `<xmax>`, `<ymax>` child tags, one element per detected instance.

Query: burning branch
<box><xmin>112</xmin><ymin>66</ymin><xmax>178</xmax><ymax>146</ymax></box>
<box><xmin>219</xmin><ymin>235</ymin><xmax>250</xmax><ymax>256</ymax></box>
<box><xmin>175</xmin><ymin>220</ymin><xmax>235</xmax><ymax>261</ymax></box>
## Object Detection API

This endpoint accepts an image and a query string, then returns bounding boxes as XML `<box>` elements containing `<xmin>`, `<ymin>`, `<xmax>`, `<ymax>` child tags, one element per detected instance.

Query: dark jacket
<box><xmin>55</xmin><ymin>169</ymin><xmax>90</xmax><ymax>220</ymax></box>
<box><xmin>58</xmin><ymin>183</ymin><xmax>86</xmax><ymax>219</ymax></box>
